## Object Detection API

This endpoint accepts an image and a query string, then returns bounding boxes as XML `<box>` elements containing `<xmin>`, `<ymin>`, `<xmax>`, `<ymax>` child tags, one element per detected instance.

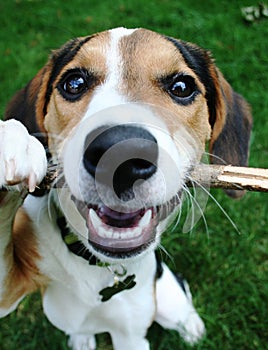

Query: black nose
<box><xmin>83</xmin><ymin>125</ymin><xmax>158</xmax><ymax>199</ymax></box>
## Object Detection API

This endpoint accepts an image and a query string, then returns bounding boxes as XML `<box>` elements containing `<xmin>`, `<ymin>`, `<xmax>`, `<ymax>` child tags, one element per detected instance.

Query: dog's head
<box><xmin>5</xmin><ymin>28</ymin><xmax>252</xmax><ymax>262</ymax></box>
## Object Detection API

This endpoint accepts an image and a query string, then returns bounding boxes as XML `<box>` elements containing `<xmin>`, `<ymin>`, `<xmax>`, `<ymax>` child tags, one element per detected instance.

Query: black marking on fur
<box><xmin>43</xmin><ymin>35</ymin><xmax>94</xmax><ymax>115</ymax></box>
<box><xmin>165</xmin><ymin>36</ymin><xmax>218</xmax><ymax>128</ymax></box>
<box><xmin>57</xmin><ymin>216</ymin><xmax>97</xmax><ymax>265</ymax></box>
<box><xmin>155</xmin><ymin>250</ymin><xmax>164</xmax><ymax>279</ymax></box>
<box><xmin>174</xmin><ymin>273</ymin><xmax>187</xmax><ymax>295</ymax></box>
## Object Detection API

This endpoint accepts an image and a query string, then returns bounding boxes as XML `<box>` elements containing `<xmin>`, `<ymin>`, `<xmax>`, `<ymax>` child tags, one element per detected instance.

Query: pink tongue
<box><xmin>97</xmin><ymin>205</ymin><xmax>144</xmax><ymax>227</ymax></box>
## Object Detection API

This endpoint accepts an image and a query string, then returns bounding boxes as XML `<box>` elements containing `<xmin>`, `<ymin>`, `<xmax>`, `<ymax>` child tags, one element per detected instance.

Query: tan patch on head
<box><xmin>0</xmin><ymin>209</ymin><xmax>48</xmax><ymax>310</ymax></box>
<box><xmin>118</xmin><ymin>29</ymin><xmax>211</xmax><ymax>146</ymax></box>
<box><xmin>37</xmin><ymin>28</ymin><xmax>214</xmax><ymax>155</ymax></box>
<box><xmin>43</xmin><ymin>32</ymin><xmax>111</xmax><ymax>153</ymax></box>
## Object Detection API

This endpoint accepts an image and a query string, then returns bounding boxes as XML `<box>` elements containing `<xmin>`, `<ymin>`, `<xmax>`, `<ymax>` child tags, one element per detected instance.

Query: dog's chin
<box><xmin>73</xmin><ymin>195</ymin><xmax>181</xmax><ymax>260</ymax></box>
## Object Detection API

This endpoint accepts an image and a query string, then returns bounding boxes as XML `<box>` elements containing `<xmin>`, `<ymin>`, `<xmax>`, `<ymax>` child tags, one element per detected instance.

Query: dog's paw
<box><xmin>0</xmin><ymin>120</ymin><xmax>47</xmax><ymax>192</ymax></box>
<box><xmin>68</xmin><ymin>334</ymin><xmax>96</xmax><ymax>350</ymax></box>
<box><xmin>155</xmin><ymin>264</ymin><xmax>205</xmax><ymax>345</ymax></box>
<box><xmin>174</xmin><ymin>275</ymin><xmax>206</xmax><ymax>345</ymax></box>
<box><xmin>178</xmin><ymin>310</ymin><xmax>205</xmax><ymax>345</ymax></box>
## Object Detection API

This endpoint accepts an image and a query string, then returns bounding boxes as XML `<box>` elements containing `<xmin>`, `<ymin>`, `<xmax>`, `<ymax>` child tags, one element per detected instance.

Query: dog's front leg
<box><xmin>0</xmin><ymin>190</ymin><xmax>27</xmax><ymax>316</ymax></box>
<box><xmin>155</xmin><ymin>263</ymin><xmax>205</xmax><ymax>345</ymax></box>
<box><xmin>0</xmin><ymin>119</ymin><xmax>47</xmax><ymax>316</ymax></box>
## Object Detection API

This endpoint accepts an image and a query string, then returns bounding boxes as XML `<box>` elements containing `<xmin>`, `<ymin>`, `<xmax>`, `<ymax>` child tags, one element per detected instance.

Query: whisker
<box><xmin>157</xmin><ymin>243</ymin><xmax>175</xmax><ymax>267</ymax></box>
<box><xmin>182</xmin><ymin>181</ymin><xmax>209</xmax><ymax>236</ymax></box>
<box><xmin>187</xmin><ymin>175</ymin><xmax>240</xmax><ymax>235</ymax></box>
<box><xmin>171</xmin><ymin>193</ymin><xmax>183</xmax><ymax>232</ymax></box>
<box><xmin>202</xmin><ymin>151</ymin><xmax>228</xmax><ymax>165</ymax></box>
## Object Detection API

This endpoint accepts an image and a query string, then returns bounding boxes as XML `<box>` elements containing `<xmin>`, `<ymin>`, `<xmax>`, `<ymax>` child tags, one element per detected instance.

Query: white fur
<box><xmin>155</xmin><ymin>264</ymin><xmax>205</xmax><ymax>345</ymax></box>
<box><xmin>68</xmin><ymin>334</ymin><xmax>96</xmax><ymax>350</ymax></box>
<box><xmin>0</xmin><ymin>119</ymin><xmax>47</xmax><ymax>191</ymax></box>
<box><xmin>84</xmin><ymin>28</ymin><xmax>136</xmax><ymax>118</ymax></box>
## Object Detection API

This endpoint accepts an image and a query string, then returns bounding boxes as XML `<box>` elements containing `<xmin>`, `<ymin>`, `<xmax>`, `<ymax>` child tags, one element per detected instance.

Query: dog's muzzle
<box><xmin>62</xmin><ymin>105</ymin><xmax>185</xmax><ymax>259</ymax></box>
<box><xmin>78</xmin><ymin>124</ymin><xmax>162</xmax><ymax>257</ymax></box>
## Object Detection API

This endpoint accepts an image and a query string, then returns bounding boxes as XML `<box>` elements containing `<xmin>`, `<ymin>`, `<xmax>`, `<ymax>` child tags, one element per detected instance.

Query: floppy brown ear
<box><xmin>4</xmin><ymin>37</ymin><xmax>90</xmax><ymax>149</ymax></box>
<box><xmin>4</xmin><ymin>67</ymin><xmax>50</xmax><ymax>148</ymax></box>
<box><xmin>209</xmin><ymin>69</ymin><xmax>253</xmax><ymax>198</ymax></box>
<box><xmin>166</xmin><ymin>37</ymin><xmax>253</xmax><ymax>198</ymax></box>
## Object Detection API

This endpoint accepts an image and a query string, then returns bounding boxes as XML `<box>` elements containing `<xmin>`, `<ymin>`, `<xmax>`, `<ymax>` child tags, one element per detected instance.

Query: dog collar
<box><xmin>56</xmin><ymin>213</ymin><xmax>163</xmax><ymax>301</ymax></box>
<box><xmin>56</xmin><ymin>216</ymin><xmax>98</xmax><ymax>264</ymax></box>
<box><xmin>56</xmin><ymin>215</ymin><xmax>137</xmax><ymax>301</ymax></box>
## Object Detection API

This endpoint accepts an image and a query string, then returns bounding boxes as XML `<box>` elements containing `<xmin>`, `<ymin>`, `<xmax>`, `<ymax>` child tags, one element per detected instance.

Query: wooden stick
<box><xmin>42</xmin><ymin>164</ymin><xmax>268</xmax><ymax>192</ymax></box>
<box><xmin>188</xmin><ymin>164</ymin><xmax>268</xmax><ymax>192</ymax></box>
<box><xmin>1</xmin><ymin>165</ymin><xmax>268</xmax><ymax>194</ymax></box>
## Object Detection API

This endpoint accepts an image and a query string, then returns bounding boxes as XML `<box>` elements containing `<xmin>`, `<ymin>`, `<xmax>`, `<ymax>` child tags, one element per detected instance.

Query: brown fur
<box><xmin>0</xmin><ymin>209</ymin><xmax>48</xmax><ymax>310</ymax></box>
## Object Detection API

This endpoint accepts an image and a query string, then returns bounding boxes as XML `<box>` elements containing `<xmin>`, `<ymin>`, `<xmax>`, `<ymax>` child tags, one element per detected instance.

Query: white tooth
<box><xmin>124</xmin><ymin>227</ymin><xmax>142</xmax><ymax>239</ymax></box>
<box><xmin>101</xmin><ymin>227</ymin><xmax>110</xmax><ymax>238</ymax></box>
<box><xmin>139</xmin><ymin>210</ymin><xmax>152</xmax><ymax>228</ymax></box>
<box><xmin>89</xmin><ymin>208</ymin><xmax>144</xmax><ymax>240</ymax></box>
<box><xmin>89</xmin><ymin>209</ymin><xmax>102</xmax><ymax>229</ymax></box>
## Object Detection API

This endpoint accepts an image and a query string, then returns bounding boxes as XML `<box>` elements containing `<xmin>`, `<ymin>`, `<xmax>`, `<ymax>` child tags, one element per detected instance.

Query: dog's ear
<box><xmin>208</xmin><ymin>68</ymin><xmax>253</xmax><ymax>198</ymax></box>
<box><xmin>208</xmin><ymin>69</ymin><xmax>252</xmax><ymax>167</ymax></box>
<box><xmin>4</xmin><ymin>37</ymin><xmax>91</xmax><ymax>149</ymax></box>
<box><xmin>167</xmin><ymin>38</ymin><xmax>253</xmax><ymax>198</ymax></box>
<box><xmin>170</xmin><ymin>39</ymin><xmax>253</xmax><ymax>198</ymax></box>
<box><xmin>4</xmin><ymin>66</ymin><xmax>51</xmax><ymax>148</ymax></box>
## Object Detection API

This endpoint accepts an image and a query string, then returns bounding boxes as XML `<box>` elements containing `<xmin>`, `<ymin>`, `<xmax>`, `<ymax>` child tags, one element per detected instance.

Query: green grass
<box><xmin>0</xmin><ymin>0</ymin><xmax>267</xmax><ymax>349</ymax></box>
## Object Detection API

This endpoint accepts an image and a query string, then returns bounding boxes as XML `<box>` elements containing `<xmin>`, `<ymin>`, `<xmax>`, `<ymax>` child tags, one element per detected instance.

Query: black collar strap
<box><xmin>56</xmin><ymin>215</ymin><xmax>138</xmax><ymax>302</ymax></box>
<box><xmin>56</xmin><ymin>215</ymin><xmax>164</xmax><ymax>279</ymax></box>
<box><xmin>56</xmin><ymin>216</ymin><xmax>98</xmax><ymax>265</ymax></box>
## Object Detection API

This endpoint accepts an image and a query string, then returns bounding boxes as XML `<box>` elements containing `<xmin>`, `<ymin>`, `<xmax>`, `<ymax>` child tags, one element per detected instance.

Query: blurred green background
<box><xmin>0</xmin><ymin>1</ymin><xmax>267</xmax><ymax>349</ymax></box>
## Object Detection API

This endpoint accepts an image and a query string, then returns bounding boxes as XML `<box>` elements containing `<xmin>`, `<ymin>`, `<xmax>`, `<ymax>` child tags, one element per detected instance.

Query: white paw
<box><xmin>68</xmin><ymin>334</ymin><xmax>96</xmax><ymax>350</ymax></box>
<box><xmin>178</xmin><ymin>309</ymin><xmax>205</xmax><ymax>345</ymax></box>
<box><xmin>155</xmin><ymin>264</ymin><xmax>205</xmax><ymax>345</ymax></box>
<box><xmin>0</xmin><ymin>119</ymin><xmax>47</xmax><ymax>192</ymax></box>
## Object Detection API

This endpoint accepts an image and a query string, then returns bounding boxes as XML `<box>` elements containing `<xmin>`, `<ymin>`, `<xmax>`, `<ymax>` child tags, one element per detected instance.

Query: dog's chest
<box><xmin>23</xmin><ymin>196</ymin><xmax>156</xmax><ymax>325</ymax></box>
<box><xmin>37</xmin><ymin>229</ymin><xmax>156</xmax><ymax>336</ymax></box>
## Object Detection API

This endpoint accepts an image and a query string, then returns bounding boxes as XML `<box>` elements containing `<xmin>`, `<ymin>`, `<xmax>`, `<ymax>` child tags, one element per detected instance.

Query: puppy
<box><xmin>0</xmin><ymin>28</ymin><xmax>252</xmax><ymax>350</ymax></box>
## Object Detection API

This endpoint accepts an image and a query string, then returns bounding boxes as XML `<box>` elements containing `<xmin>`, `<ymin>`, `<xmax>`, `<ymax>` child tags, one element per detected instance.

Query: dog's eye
<box><xmin>170</xmin><ymin>79</ymin><xmax>194</xmax><ymax>98</ymax></box>
<box><xmin>64</xmin><ymin>75</ymin><xmax>86</xmax><ymax>95</ymax></box>
<box><xmin>58</xmin><ymin>69</ymin><xmax>91</xmax><ymax>101</ymax></box>
<box><xmin>163</xmin><ymin>74</ymin><xmax>198</xmax><ymax>104</ymax></box>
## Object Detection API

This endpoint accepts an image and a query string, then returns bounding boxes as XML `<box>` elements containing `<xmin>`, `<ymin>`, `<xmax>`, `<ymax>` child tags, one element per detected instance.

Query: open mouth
<box><xmin>72</xmin><ymin>195</ymin><xmax>181</xmax><ymax>258</ymax></box>
<box><xmin>86</xmin><ymin>205</ymin><xmax>157</xmax><ymax>256</ymax></box>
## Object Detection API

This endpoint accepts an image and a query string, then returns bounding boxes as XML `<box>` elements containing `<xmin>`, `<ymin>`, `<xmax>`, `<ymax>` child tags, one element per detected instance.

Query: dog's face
<box><xmin>5</xmin><ymin>28</ymin><xmax>252</xmax><ymax>262</ymax></box>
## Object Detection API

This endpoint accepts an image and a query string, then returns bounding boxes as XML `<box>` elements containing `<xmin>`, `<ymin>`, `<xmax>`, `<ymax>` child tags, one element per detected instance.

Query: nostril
<box><xmin>125</xmin><ymin>158</ymin><xmax>157</xmax><ymax>180</ymax></box>
<box><xmin>131</xmin><ymin>159</ymin><xmax>155</xmax><ymax>174</ymax></box>
<box><xmin>113</xmin><ymin>158</ymin><xmax>157</xmax><ymax>199</ymax></box>
<box><xmin>83</xmin><ymin>146</ymin><xmax>104</xmax><ymax>177</ymax></box>
<box><xmin>83</xmin><ymin>126</ymin><xmax>111</xmax><ymax>177</ymax></box>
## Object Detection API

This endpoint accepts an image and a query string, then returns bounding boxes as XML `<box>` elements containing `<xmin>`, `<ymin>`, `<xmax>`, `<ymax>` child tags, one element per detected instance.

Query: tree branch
<box><xmin>1</xmin><ymin>165</ymin><xmax>268</xmax><ymax>194</ymax></box>
<box><xmin>188</xmin><ymin>164</ymin><xmax>268</xmax><ymax>192</ymax></box>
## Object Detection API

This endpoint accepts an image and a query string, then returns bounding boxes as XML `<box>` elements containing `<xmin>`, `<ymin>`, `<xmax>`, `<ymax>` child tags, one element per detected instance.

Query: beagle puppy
<box><xmin>0</xmin><ymin>28</ymin><xmax>252</xmax><ymax>350</ymax></box>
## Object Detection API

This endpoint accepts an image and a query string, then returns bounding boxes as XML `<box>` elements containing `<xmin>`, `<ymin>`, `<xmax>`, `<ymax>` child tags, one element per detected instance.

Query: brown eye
<box><xmin>162</xmin><ymin>73</ymin><xmax>199</xmax><ymax>104</ymax></box>
<box><xmin>64</xmin><ymin>75</ymin><xmax>87</xmax><ymax>95</ymax></box>
<box><xmin>170</xmin><ymin>79</ymin><xmax>194</xmax><ymax>98</ymax></box>
<box><xmin>58</xmin><ymin>69</ymin><xmax>92</xmax><ymax>101</ymax></box>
